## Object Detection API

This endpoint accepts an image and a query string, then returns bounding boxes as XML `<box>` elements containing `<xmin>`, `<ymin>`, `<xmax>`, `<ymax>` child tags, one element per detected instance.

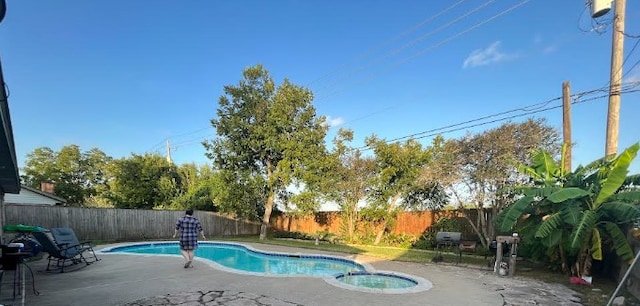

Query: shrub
<box><xmin>381</xmin><ymin>233</ymin><xmax>418</xmax><ymax>248</ymax></box>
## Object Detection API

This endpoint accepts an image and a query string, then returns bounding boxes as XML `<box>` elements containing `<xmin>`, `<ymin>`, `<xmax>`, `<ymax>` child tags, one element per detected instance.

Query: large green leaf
<box><xmin>569</xmin><ymin>210</ymin><xmax>597</xmax><ymax>251</ymax></box>
<box><xmin>595</xmin><ymin>143</ymin><xmax>640</xmax><ymax>207</ymax></box>
<box><xmin>604</xmin><ymin>222</ymin><xmax>635</xmax><ymax>262</ymax></box>
<box><xmin>591</xmin><ymin>228</ymin><xmax>603</xmax><ymax>260</ymax></box>
<box><xmin>574</xmin><ymin>157</ymin><xmax>608</xmax><ymax>177</ymax></box>
<box><xmin>561</xmin><ymin>206</ymin><xmax>583</xmax><ymax>226</ymax></box>
<box><xmin>547</xmin><ymin>188</ymin><xmax>590</xmax><ymax>203</ymax></box>
<box><xmin>496</xmin><ymin>195</ymin><xmax>535</xmax><ymax>233</ymax></box>
<box><xmin>560</xmin><ymin>142</ymin><xmax>569</xmax><ymax>177</ymax></box>
<box><xmin>518</xmin><ymin>164</ymin><xmax>542</xmax><ymax>181</ymax></box>
<box><xmin>542</xmin><ymin>228</ymin><xmax>563</xmax><ymax>247</ymax></box>
<box><xmin>532</xmin><ymin>150</ymin><xmax>559</xmax><ymax>181</ymax></box>
<box><xmin>535</xmin><ymin>213</ymin><xmax>563</xmax><ymax>238</ymax></box>
<box><xmin>609</xmin><ymin>191</ymin><xmax>640</xmax><ymax>203</ymax></box>
<box><xmin>597</xmin><ymin>201</ymin><xmax>640</xmax><ymax>223</ymax></box>
<box><xmin>623</xmin><ymin>174</ymin><xmax>640</xmax><ymax>187</ymax></box>
<box><xmin>522</xmin><ymin>187</ymin><xmax>561</xmax><ymax>198</ymax></box>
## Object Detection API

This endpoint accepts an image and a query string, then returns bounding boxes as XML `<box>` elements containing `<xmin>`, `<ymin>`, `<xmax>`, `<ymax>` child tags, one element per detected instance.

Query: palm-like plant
<box><xmin>497</xmin><ymin>143</ymin><xmax>640</xmax><ymax>277</ymax></box>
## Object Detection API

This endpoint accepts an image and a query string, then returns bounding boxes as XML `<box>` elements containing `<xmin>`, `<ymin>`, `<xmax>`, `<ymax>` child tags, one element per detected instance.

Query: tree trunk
<box><xmin>373</xmin><ymin>225</ymin><xmax>386</xmax><ymax>245</ymax></box>
<box><xmin>477</xmin><ymin>206</ymin><xmax>490</xmax><ymax>246</ymax></box>
<box><xmin>373</xmin><ymin>193</ymin><xmax>402</xmax><ymax>245</ymax></box>
<box><xmin>461</xmin><ymin>210</ymin><xmax>488</xmax><ymax>249</ymax></box>
<box><xmin>580</xmin><ymin>247</ymin><xmax>592</xmax><ymax>278</ymax></box>
<box><xmin>559</xmin><ymin>243</ymin><xmax>568</xmax><ymax>274</ymax></box>
<box><xmin>259</xmin><ymin>192</ymin><xmax>275</xmax><ymax>240</ymax></box>
<box><xmin>347</xmin><ymin>210</ymin><xmax>355</xmax><ymax>242</ymax></box>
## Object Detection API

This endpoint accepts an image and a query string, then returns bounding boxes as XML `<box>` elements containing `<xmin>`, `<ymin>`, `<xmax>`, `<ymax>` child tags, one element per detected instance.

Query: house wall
<box><xmin>0</xmin><ymin>191</ymin><xmax>4</xmax><ymax>244</ymax></box>
<box><xmin>4</xmin><ymin>188</ymin><xmax>59</xmax><ymax>205</ymax></box>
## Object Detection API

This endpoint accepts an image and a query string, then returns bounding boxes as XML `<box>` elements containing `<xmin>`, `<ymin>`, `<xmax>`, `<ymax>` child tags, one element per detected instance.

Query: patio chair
<box><xmin>50</xmin><ymin>228</ymin><xmax>100</xmax><ymax>263</ymax></box>
<box><xmin>31</xmin><ymin>231</ymin><xmax>89</xmax><ymax>273</ymax></box>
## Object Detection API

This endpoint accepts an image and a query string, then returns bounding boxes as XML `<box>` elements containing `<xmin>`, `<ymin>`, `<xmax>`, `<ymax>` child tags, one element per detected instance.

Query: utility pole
<box><xmin>166</xmin><ymin>139</ymin><xmax>172</xmax><ymax>163</ymax></box>
<box><xmin>605</xmin><ymin>0</ymin><xmax>626</xmax><ymax>158</ymax></box>
<box><xmin>562</xmin><ymin>81</ymin><xmax>572</xmax><ymax>173</ymax></box>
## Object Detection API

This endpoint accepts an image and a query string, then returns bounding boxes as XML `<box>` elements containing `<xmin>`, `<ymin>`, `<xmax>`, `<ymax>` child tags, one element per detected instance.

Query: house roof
<box><xmin>0</xmin><ymin>58</ymin><xmax>20</xmax><ymax>194</ymax></box>
<box><xmin>21</xmin><ymin>185</ymin><xmax>67</xmax><ymax>203</ymax></box>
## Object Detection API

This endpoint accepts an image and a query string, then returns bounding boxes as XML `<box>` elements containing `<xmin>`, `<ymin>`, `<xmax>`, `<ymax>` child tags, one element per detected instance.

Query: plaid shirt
<box><xmin>175</xmin><ymin>215</ymin><xmax>203</xmax><ymax>249</ymax></box>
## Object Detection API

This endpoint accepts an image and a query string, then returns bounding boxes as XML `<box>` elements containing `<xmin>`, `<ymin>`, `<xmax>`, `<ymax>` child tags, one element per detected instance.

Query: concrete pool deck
<box><xmin>0</xmin><ymin>242</ymin><xmax>583</xmax><ymax>306</ymax></box>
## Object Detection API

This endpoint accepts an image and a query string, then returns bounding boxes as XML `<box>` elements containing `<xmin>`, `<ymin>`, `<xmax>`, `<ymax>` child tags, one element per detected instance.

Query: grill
<box><xmin>435</xmin><ymin>232</ymin><xmax>462</xmax><ymax>246</ymax></box>
<box><xmin>434</xmin><ymin>232</ymin><xmax>462</xmax><ymax>264</ymax></box>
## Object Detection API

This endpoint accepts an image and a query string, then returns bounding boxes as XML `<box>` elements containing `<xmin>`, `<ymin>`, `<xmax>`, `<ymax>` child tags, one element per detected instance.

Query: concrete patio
<box><xmin>0</xmin><ymin>242</ymin><xmax>583</xmax><ymax>306</ymax></box>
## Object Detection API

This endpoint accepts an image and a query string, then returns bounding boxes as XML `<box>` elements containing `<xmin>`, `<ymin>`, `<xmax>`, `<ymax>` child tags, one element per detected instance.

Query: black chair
<box><xmin>50</xmin><ymin>228</ymin><xmax>100</xmax><ymax>263</ymax></box>
<box><xmin>31</xmin><ymin>231</ymin><xmax>89</xmax><ymax>273</ymax></box>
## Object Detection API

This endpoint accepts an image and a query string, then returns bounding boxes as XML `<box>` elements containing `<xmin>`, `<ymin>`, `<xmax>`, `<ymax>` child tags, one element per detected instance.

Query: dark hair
<box><xmin>186</xmin><ymin>209</ymin><xmax>194</xmax><ymax>216</ymax></box>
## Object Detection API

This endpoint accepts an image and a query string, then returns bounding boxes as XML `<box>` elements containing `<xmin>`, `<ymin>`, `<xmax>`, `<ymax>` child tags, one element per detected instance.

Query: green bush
<box><xmin>272</xmin><ymin>230</ymin><xmax>314</xmax><ymax>240</ymax></box>
<box><xmin>381</xmin><ymin>233</ymin><xmax>418</xmax><ymax>248</ymax></box>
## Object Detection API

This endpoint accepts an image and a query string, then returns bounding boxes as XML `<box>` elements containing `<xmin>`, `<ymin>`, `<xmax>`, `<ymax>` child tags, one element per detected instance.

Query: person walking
<box><xmin>173</xmin><ymin>208</ymin><xmax>206</xmax><ymax>268</ymax></box>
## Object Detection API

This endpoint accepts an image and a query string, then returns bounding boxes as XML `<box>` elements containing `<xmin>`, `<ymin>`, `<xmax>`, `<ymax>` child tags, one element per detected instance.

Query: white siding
<box><xmin>4</xmin><ymin>188</ymin><xmax>59</xmax><ymax>205</ymax></box>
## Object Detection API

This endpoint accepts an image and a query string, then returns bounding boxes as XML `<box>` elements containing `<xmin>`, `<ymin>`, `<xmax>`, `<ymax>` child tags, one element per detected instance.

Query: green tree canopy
<box><xmin>204</xmin><ymin>65</ymin><xmax>329</xmax><ymax>239</ymax></box>
<box><xmin>106</xmin><ymin>153</ymin><xmax>180</xmax><ymax>209</ymax></box>
<box><xmin>324</xmin><ymin>129</ymin><xmax>377</xmax><ymax>242</ymax></box>
<box><xmin>364</xmin><ymin>135</ymin><xmax>446</xmax><ymax>245</ymax></box>
<box><xmin>422</xmin><ymin>119</ymin><xmax>560</xmax><ymax>247</ymax></box>
<box><xmin>21</xmin><ymin>145</ymin><xmax>112</xmax><ymax>206</ymax></box>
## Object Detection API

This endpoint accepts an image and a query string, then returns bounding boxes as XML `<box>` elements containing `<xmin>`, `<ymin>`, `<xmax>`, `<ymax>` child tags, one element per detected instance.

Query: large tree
<box><xmin>204</xmin><ymin>65</ymin><xmax>328</xmax><ymax>240</ymax></box>
<box><xmin>423</xmin><ymin>119</ymin><xmax>560</xmax><ymax>247</ymax></box>
<box><xmin>325</xmin><ymin>129</ymin><xmax>377</xmax><ymax>242</ymax></box>
<box><xmin>172</xmin><ymin>163</ymin><xmax>221</xmax><ymax>211</ymax></box>
<box><xmin>364</xmin><ymin>135</ymin><xmax>446</xmax><ymax>245</ymax></box>
<box><xmin>21</xmin><ymin>145</ymin><xmax>112</xmax><ymax>206</ymax></box>
<box><xmin>106</xmin><ymin>153</ymin><xmax>181</xmax><ymax>209</ymax></box>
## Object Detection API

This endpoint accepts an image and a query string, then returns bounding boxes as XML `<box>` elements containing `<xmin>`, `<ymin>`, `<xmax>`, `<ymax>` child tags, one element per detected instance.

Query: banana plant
<box><xmin>497</xmin><ymin>143</ymin><xmax>640</xmax><ymax>277</ymax></box>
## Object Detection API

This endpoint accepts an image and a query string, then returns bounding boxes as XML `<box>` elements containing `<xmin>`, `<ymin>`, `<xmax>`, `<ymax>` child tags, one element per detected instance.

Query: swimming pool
<box><xmin>103</xmin><ymin>242</ymin><xmax>365</xmax><ymax>276</ymax></box>
<box><xmin>100</xmin><ymin>241</ymin><xmax>432</xmax><ymax>293</ymax></box>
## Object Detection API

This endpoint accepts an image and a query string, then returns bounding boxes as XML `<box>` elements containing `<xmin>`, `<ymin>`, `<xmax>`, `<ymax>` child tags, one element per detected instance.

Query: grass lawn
<box><xmin>220</xmin><ymin>236</ymin><xmax>629</xmax><ymax>306</ymax></box>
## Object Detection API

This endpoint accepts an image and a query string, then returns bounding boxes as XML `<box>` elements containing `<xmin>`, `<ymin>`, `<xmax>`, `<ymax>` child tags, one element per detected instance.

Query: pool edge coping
<box><xmin>98</xmin><ymin>241</ymin><xmax>432</xmax><ymax>294</ymax></box>
<box><xmin>98</xmin><ymin>241</ymin><xmax>375</xmax><ymax>275</ymax></box>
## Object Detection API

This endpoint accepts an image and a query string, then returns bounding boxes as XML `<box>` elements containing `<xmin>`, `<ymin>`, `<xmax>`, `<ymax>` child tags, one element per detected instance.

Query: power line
<box><xmin>625</xmin><ymin>58</ymin><xmax>640</xmax><ymax>79</ymax></box>
<box><xmin>357</xmin><ymin>83</ymin><xmax>640</xmax><ymax>150</ymax></box>
<box><xmin>308</xmin><ymin>0</ymin><xmax>468</xmax><ymax>87</ymax></box>
<box><xmin>316</xmin><ymin>0</ymin><xmax>531</xmax><ymax>102</ymax></box>
<box><xmin>313</xmin><ymin>0</ymin><xmax>496</xmax><ymax>94</ymax></box>
<box><xmin>147</xmin><ymin>126</ymin><xmax>212</xmax><ymax>152</ymax></box>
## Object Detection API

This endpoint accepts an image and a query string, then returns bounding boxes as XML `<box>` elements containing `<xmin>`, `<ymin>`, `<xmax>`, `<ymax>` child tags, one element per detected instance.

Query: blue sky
<box><xmin>1</xmin><ymin>0</ymin><xmax>639</xmax><ymax>173</ymax></box>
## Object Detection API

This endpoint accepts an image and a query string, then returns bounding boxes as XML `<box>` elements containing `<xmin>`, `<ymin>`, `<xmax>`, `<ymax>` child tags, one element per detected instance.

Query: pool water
<box><xmin>103</xmin><ymin>242</ymin><xmax>433</xmax><ymax>293</ymax></box>
<box><xmin>106</xmin><ymin>242</ymin><xmax>365</xmax><ymax>276</ymax></box>
<box><xmin>336</xmin><ymin>272</ymin><xmax>417</xmax><ymax>289</ymax></box>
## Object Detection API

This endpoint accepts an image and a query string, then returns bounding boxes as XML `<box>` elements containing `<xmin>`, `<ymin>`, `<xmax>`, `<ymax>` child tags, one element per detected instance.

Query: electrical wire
<box><xmin>356</xmin><ymin>84</ymin><xmax>640</xmax><ymax>150</ymax></box>
<box><xmin>147</xmin><ymin>126</ymin><xmax>212</xmax><ymax>152</ymax></box>
<box><xmin>316</xmin><ymin>0</ymin><xmax>531</xmax><ymax>102</ymax></box>
<box><xmin>313</xmin><ymin>0</ymin><xmax>496</xmax><ymax>93</ymax></box>
<box><xmin>307</xmin><ymin>0</ymin><xmax>468</xmax><ymax>87</ymax></box>
<box><xmin>625</xmin><ymin>58</ymin><xmax>640</xmax><ymax>79</ymax></box>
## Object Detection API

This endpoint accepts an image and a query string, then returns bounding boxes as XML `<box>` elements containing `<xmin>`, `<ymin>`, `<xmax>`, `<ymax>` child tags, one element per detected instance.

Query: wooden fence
<box><xmin>271</xmin><ymin>210</ymin><xmax>480</xmax><ymax>239</ymax></box>
<box><xmin>3</xmin><ymin>204</ymin><xmax>260</xmax><ymax>242</ymax></box>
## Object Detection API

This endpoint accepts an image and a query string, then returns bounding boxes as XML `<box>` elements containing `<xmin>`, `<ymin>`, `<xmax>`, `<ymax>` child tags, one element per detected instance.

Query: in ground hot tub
<box><xmin>326</xmin><ymin>271</ymin><xmax>433</xmax><ymax>294</ymax></box>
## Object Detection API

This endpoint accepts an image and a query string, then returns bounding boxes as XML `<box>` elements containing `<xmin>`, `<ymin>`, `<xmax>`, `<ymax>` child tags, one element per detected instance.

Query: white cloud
<box><xmin>463</xmin><ymin>41</ymin><xmax>517</xmax><ymax>68</ymax></box>
<box><xmin>322</xmin><ymin>116</ymin><xmax>345</xmax><ymax>128</ymax></box>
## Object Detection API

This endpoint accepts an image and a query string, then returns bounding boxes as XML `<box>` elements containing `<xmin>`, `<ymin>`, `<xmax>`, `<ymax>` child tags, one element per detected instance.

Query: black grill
<box><xmin>433</xmin><ymin>232</ymin><xmax>462</xmax><ymax>264</ymax></box>
<box><xmin>435</xmin><ymin>232</ymin><xmax>462</xmax><ymax>246</ymax></box>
